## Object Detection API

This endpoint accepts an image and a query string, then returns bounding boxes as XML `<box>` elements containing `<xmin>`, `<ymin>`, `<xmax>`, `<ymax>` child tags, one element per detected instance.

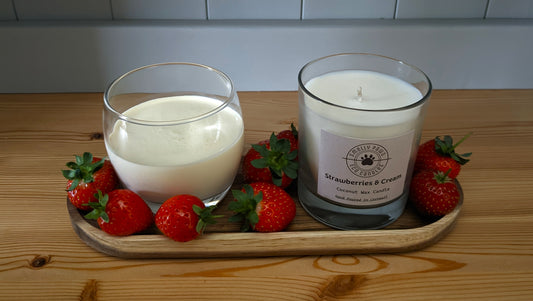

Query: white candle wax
<box><xmin>304</xmin><ymin>70</ymin><xmax>422</xmax><ymax>127</ymax></box>
<box><xmin>307</xmin><ymin>70</ymin><xmax>420</xmax><ymax>108</ymax></box>
<box><xmin>106</xmin><ymin>95</ymin><xmax>244</xmax><ymax>203</ymax></box>
<box><xmin>299</xmin><ymin>70</ymin><xmax>426</xmax><ymax>208</ymax></box>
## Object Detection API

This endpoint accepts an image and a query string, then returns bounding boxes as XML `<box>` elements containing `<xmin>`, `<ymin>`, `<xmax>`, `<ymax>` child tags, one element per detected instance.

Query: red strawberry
<box><xmin>242</xmin><ymin>130</ymin><xmax>298</xmax><ymax>189</ymax></box>
<box><xmin>414</xmin><ymin>134</ymin><xmax>472</xmax><ymax>179</ymax></box>
<box><xmin>228</xmin><ymin>182</ymin><xmax>296</xmax><ymax>232</ymax></box>
<box><xmin>62</xmin><ymin>152</ymin><xmax>118</xmax><ymax>210</ymax></box>
<box><xmin>155</xmin><ymin>195</ymin><xmax>221</xmax><ymax>242</ymax></box>
<box><xmin>84</xmin><ymin>189</ymin><xmax>153</xmax><ymax>236</ymax></box>
<box><xmin>409</xmin><ymin>170</ymin><xmax>461</xmax><ymax>218</ymax></box>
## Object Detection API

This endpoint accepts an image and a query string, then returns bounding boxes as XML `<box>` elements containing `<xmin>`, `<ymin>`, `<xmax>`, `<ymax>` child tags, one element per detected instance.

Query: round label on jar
<box><xmin>317</xmin><ymin>130</ymin><xmax>414</xmax><ymax>208</ymax></box>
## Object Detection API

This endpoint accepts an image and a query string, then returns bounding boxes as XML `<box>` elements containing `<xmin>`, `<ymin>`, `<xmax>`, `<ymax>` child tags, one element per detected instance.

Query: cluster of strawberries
<box><xmin>409</xmin><ymin>134</ymin><xmax>472</xmax><ymax>218</ymax></box>
<box><xmin>235</xmin><ymin>124</ymin><xmax>299</xmax><ymax>232</ymax></box>
<box><xmin>63</xmin><ymin>124</ymin><xmax>299</xmax><ymax>242</ymax></box>
<box><xmin>64</xmin><ymin>127</ymin><xmax>471</xmax><ymax>243</ymax></box>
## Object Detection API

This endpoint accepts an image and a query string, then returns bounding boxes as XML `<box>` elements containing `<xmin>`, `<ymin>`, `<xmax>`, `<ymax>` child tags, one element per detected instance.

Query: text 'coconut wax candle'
<box><xmin>298</xmin><ymin>53</ymin><xmax>432</xmax><ymax>230</ymax></box>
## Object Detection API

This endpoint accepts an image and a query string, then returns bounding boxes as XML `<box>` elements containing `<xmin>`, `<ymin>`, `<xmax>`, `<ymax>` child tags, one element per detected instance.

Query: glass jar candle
<box><xmin>298</xmin><ymin>53</ymin><xmax>432</xmax><ymax>230</ymax></box>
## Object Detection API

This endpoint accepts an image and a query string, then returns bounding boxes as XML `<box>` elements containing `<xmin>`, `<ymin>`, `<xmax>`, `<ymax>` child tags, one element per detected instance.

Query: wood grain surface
<box><xmin>1</xmin><ymin>90</ymin><xmax>532</xmax><ymax>300</ymax></box>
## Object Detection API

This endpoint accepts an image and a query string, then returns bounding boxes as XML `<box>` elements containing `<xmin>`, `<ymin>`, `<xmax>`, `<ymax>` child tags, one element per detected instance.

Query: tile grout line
<box><xmin>109</xmin><ymin>0</ymin><xmax>114</xmax><ymax>20</ymax></box>
<box><xmin>11</xmin><ymin>0</ymin><xmax>19</xmax><ymax>21</ymax></box>
<box><xmin>393</xmin><ymin>0</ymin><xmax>399</xmax><ymax>19</ymax></box>
<box><xmin>483</xmin><ymin>0</ymin><xmax>491</xmax><ymax>19</ymax></box>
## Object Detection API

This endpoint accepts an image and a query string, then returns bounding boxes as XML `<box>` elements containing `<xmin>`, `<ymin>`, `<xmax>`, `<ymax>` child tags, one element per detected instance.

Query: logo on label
<box><xmin>344</xmin><ymin>143</ymin><xmax>390</xmax><ymax>178</ymax></box>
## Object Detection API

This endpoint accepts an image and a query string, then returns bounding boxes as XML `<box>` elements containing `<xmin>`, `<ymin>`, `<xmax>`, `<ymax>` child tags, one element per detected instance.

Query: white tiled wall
<box><xmin>486</xmin><ymin>0</ymin><xmax>533</xmax><ymax>18</ymax></box>
<box><xmin>14</xmin><ymin>0</ymin><xmax>112</xmax><ymax>20</ymax></box>
<box><xmin>112</xmin><ymin>0</ymin><xmax>206</xmax><ymax>20</ymax></box>
<box><xmin>0</xmin><ymin>0</ymin><xmax>16</xmax><ymax>20</ymax></box>
<box><xmin>2</xmin><ymin>0</ymin><xmax>533</xmax><ymax>20</ymax></box>
<box><xmin>395</xmin><ymin>0</ymin><xmax>488</xmax><ymax>19</ymax></box>
<box><xmin>302</xmin><ymin>0</ymin><xmax>396</xmax><ymax>19</ymax></box>
<box><xmin>208</xmin><ymin>0</ymin><xmax>300</xmax><ymax>19</ymax></box>
<box><xmin>1</xmin><ymin>1</ymin><xmax>532</xmax><ymax>92</ymax></box>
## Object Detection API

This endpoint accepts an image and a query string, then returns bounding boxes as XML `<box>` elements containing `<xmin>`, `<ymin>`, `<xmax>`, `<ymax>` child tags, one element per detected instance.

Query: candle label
<box><xmin>317</xmin><ymin>130</ymin><xmax>414</xmax><ymax>208</ymax></box>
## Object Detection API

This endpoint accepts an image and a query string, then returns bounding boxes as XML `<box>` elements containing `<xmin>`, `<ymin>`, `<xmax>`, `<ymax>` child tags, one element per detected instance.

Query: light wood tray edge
<box><xmin>67</xmin><ymin>197</ymin><xmax>462</xmax><ymax>259</ymax></box>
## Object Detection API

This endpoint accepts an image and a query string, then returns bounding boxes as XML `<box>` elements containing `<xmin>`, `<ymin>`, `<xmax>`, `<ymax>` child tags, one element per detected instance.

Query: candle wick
<box><xmin>356</xmin><ymin>87</ymin><xmax>363</xmax><ymax>102</ymax></box>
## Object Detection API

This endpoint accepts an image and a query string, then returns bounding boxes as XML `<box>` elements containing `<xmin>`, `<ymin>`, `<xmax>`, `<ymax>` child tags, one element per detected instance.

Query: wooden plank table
<box><xmin>0</xmin><ymin>90</ymin><xmax>532</xmax><ymax>300</ymax></box>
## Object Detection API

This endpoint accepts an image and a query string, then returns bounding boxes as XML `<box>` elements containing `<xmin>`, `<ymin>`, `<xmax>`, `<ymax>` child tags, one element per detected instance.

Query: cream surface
<box><xmin>106</xmin><ymin>95</ymin><xmax>244</xmax><ymax>203</ymax></box>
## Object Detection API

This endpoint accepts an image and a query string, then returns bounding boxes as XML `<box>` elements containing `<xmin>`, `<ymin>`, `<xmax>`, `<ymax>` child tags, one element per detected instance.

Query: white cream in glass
<box><xmin>103</xmin><ymin>63</ymin><xmax>243</xmax><ymax>211</ymax></box>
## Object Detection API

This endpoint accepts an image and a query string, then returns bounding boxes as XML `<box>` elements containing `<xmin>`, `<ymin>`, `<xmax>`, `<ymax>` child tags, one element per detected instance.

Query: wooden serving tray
<box><xmin>68</xmin><ymin>179</ymin><xmax>462</xmax><ymax>259</ymax></box>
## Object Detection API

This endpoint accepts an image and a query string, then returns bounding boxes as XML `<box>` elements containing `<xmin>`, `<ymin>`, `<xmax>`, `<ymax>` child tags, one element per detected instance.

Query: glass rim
<box><xmin>103</xmin><ymin>62</ymin><xmax>236</xmax><ymax>126</ymax></box>
<box><xmin>298</xmin><ymin>53</ymin><xmax>432</xmax><ymax>112</ymax></box>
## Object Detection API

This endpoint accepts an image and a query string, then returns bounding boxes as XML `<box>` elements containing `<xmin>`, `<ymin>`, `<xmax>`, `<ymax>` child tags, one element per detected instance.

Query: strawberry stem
<box><xmin>62</xmin><ymin>152</ymin><xmax>106</xmax><ymax>191</ymax></box>
<box><xmin>228</xmin><ymin>184</ymin><xmax>262</xmax><ymax>232</ymax></box>
<box><xmin>193</xmin><ymin>205</ymin><xmax>223</xmax><ymax>235</ymax></box>
<box><xmin>83</xmin><ymin>190</ymin><xmax>110</xmax><ymax>223</ymax></box>
<box><xmin>433</xmin><ymin>169</ymin><xmax>453</xmax><ymax>184</ymax></box>
<box><xmin>452</xmin><ymin>132</ymin><xmax>473</xmax><ymax>150</ymax></box>
<box><xmin>289</xmin><ymin>123</ymin><xmax>298</xmax><ymax>139</ymax></box>
<box><xmin>434</xmin><ymin>134</ymin><xmax>472</xmax><ymax>165</ymax></box>
<box><xmin>251</xmin><ymin>133</ymin><xmax>298</xmax><ymax>187</ymax></box>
